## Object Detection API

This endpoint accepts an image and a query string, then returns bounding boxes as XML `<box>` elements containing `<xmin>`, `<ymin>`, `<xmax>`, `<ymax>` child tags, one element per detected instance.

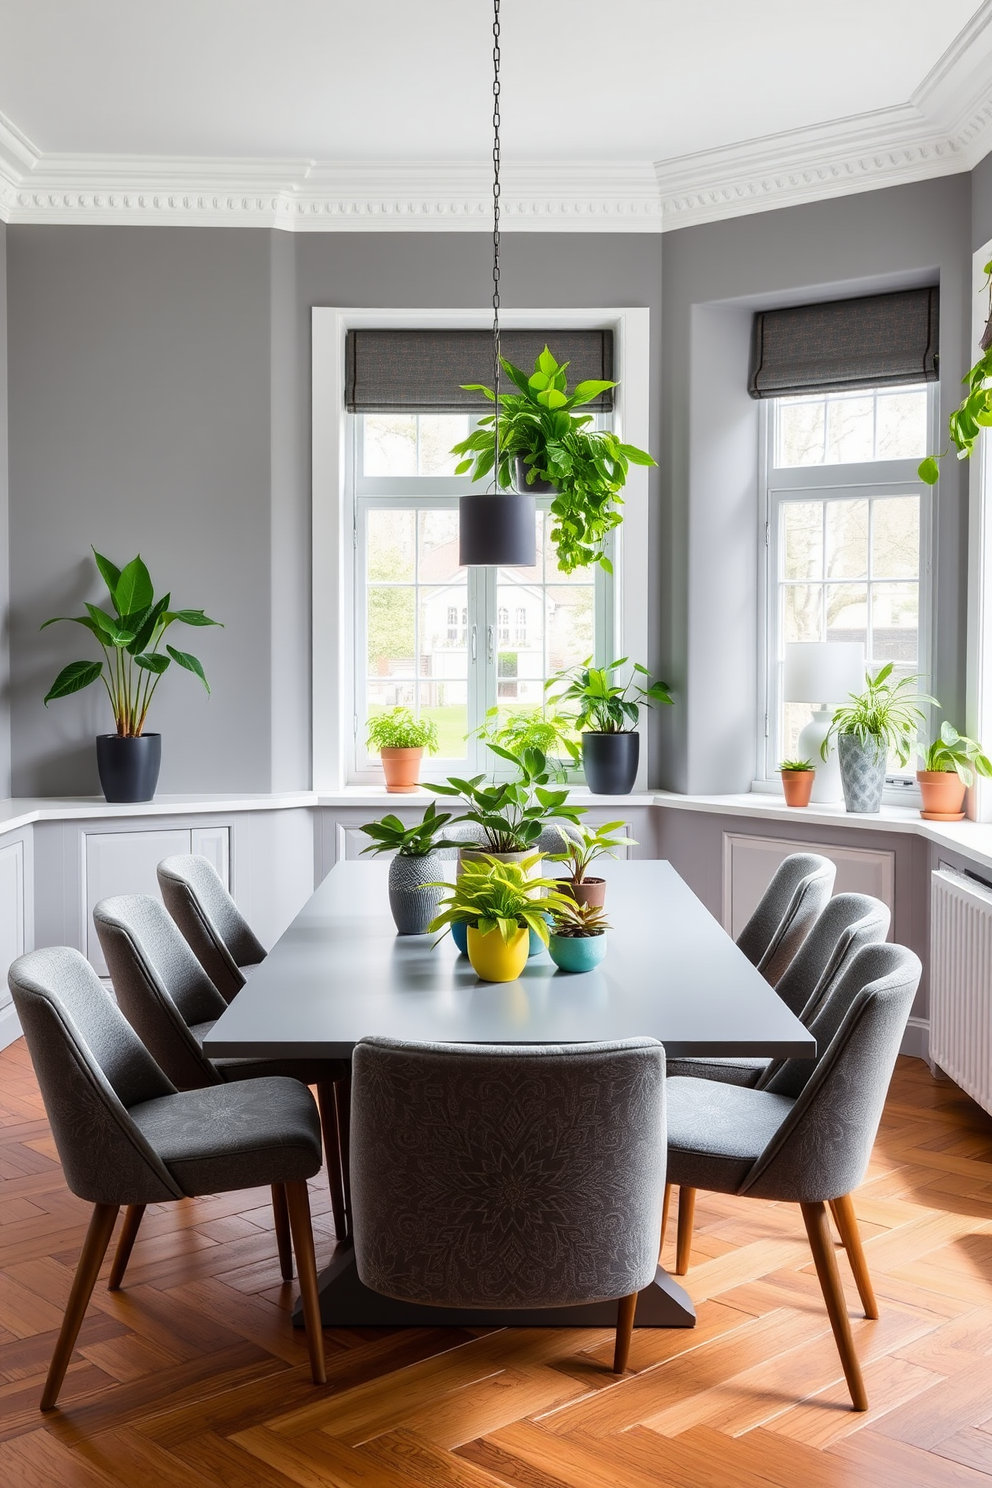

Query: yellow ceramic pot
<box><xmin>467</xmin><ymin>924</ymin><xmax>529</xmax><ymax>982</ymax></box>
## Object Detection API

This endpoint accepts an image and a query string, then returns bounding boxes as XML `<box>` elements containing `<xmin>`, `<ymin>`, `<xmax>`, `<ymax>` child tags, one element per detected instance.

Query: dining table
<box><xmin>203</xmin><ymin>857</ymin><xmax>815</xmax><ymax>1331</ymax></box>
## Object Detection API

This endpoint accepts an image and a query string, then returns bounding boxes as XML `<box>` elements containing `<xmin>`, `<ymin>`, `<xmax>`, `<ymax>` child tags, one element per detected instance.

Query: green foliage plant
<box><xmin>427</xmin><ymin>743</ymin><xmax>586</xmax><ymax>854</ymax></box>
<box><xmin>778</xmin><ymin>758</ymin><xmax>814</xmax><ymax>772</ymax></box>
<box><xmin>365</xmin><ymin>707</ymin><xmax>439</xmax><ymax>754</ymax></box>
<box><xmin>546</xmin><ymin>657</ymin><xmax>673</xmax><ymax>734</ymax></box>
<box><xmin>428</xmin><ymin>855</ymin><xmax>573</xmax><ymax>947</ymax></box>
<box><xmin>42</xmin><ymin>550</ymin><xmax>221</xmax><ymax>736</ymax></box>
<box><xmin>358</xmin><ymin>802</ymin><xmax>463</xmax><ymax>858</ymax></box>
<box><xmin>474</xmin><ymin>705</ymin><xmax>580</xmax><ymax>779</ymax></box>
<box><xmin>547</xmin><ymin>898</ymin><xmax>611</xmax><ymax>939</ymax></box>
<box><xmin>919</xmin><ymin>259</ymin><xmax>992</xmax><ymax>486</ymax></box>
<box><xmin>822</xmin><ymin>664</ymin><xmax>936</xmax><ymax>767</ymax></box>
<box><xmin>549</xmin><ymin>820</ymin><xmax>637</xmax><ymax>884</ymax></box>
<box><xmin>450</xmin><ymin>346</ymin><xmax>656</xmax><ymax>574</ymax></box>
<box><xmin>919</xmin><ymin>721</ymin><xmax>992</xmax><ymax>787</ymax></box>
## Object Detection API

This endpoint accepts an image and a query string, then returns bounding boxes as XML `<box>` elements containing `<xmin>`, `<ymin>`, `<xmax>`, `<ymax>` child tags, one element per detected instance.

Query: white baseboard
<box><xmin>0</xmin><ymin>1000</ymin><xmax>22</xmax><ymax>1053</ymax></box>
<box><xmin>901</xmin><ymin>1015</ymin><xmax>929</xmax><ymax>1062</ymax></box>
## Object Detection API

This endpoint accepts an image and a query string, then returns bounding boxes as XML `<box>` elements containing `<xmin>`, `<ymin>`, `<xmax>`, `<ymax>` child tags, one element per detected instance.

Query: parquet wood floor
<box><xmin>3</xmin><ymin>1038</ymin><xmax>992</xmax><ymax>1486</ymax></box>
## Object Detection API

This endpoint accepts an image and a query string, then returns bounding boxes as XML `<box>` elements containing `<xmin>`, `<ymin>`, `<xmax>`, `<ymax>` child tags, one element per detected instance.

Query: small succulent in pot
<box><xmin>366</xmin><ymin>707</ymin><xmax>440</xmax><ymax>793</ymax></box>
<box><xmin>359</xmin><ymin>803</ymin><xmax>463</xmax><ymax>935</ymax></box>
<box><xmin>778</xmin><ymin>758</ymin><xmax>815</xmax><ymax>809</ymax></box>
<box><xmin>548</xmin><ymin>820</ymin><xmax>637</xmax><ymax>907</ymax></box>
<box><xmin>916</xmin><ymin>721</ymin><xmax>992</xmax><ymax>821</ymax></box>
<box><xmin>428</xmin><ymin>855</ymin><xmax>573</xmax><ymax>982</ymax></box>
<box><xmin>547</xmin><ymin>898</ymin><xmax>611</xmax><ymax>974</ymax></box>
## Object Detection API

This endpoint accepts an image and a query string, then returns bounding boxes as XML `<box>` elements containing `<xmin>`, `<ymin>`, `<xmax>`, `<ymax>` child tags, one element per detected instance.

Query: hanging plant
<box><xmin>919</xmin><ymin>258</ymin><xmax>992</xmax><ymax>485</ymax></box>
<box><xmin>451</xmin><ymin>346</ymin><xmax>656</xmax><ymax>574</ymax></box>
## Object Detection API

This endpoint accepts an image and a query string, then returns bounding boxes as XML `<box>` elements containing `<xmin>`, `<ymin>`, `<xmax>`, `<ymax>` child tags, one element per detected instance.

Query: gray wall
<box><xmin>659</xmin><ymin>174</ymin><xmax>972</xmax><ymax>793</ymax></box>
<box><xmin>973</xmin><ymin>151</ymin><xmax>992</xmax><ymax>250</ymax></box>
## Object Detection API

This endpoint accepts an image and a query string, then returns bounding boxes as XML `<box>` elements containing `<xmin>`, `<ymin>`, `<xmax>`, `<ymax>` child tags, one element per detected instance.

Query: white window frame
<box><xmin>312</xmin><ymin>307</ymin><xmax>652</xmax><ymax>792</ymax></box>
<box><xmin>756</xmin><ymin>387</ymin><xmax>937</xmax><ymax>791</ymax></box>
<box><xmin>968</xmin><ymin>237</ymin><xmax>992</xmax><ymax>821</ymax></box>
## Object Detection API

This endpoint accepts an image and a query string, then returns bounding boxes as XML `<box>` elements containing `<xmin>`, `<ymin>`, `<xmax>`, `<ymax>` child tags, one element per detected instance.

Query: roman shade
<box><xmin>748</xmin><ymin>287</ymin><xmax>939</xmax><ymax>399</ymax></box>
<box><xmin>345</xmin><ymin>328</ymin><xmax>615</xmax><ymax>413</ymax></box>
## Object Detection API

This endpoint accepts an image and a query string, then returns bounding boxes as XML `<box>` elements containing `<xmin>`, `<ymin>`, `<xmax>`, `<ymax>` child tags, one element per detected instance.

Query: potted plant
<box><xmin>428</xmin><ymin>743</ymin><xmax>586</xmax><ymax>864</ymax></box>
<box><xmin>546</xmin><ymin>898</ymin><xmax>611</xmax><ymax>974</ymax></box>
<box><xmin>548</xmin><ymin>820</ymin><xmax>636</xmax><ymax>907</ymax></box>
<box><xmin>919</xmin><ymin>257</ymin><xmax>992</xmax><ymax>487</ymax></box>
<box><xmin>917</xmin><ymin>722</ymin><xmax>992</xmax><ymax>820</ymax></box>
<box><xmin>366</xmin><ymin>707</ymin><xmax>439</xmax><ymax>793</ymax></box>
<box><xmin>451</xmin><ymin>346</ymin><xmax>656</xmax><ymax>574</ymax></box>
<box><xmin>359</xmin><ymin>803</ymin><xmax>464</xmax><ymax>934</ymax></box>
<box><xmin>822</xmin><ymin>664</ymin><xmax>935</xmax><ymax>814</ymax></box>
<box><xmin>547</xmin><ymin>657</ymin><xmax>673</xmax><ymax>795</ymax></box>
<box><xmin>41</xmin><ymin>549</ymin><xmax>220</xmax><ymax>803</ymax></box>
<box><xmin>429</xmin><ymin>855</ymin><xmax>572</xmax><ymax>982</ymax></box>
<box><xmin>779</xmin><ymin>758</ymin><xmax>816</xmax><ymax>808</ymax></box>
<box><xmin>474</xmin><ymin>705</ymin><xmax>580</xmax><ymax>783</ymax></box>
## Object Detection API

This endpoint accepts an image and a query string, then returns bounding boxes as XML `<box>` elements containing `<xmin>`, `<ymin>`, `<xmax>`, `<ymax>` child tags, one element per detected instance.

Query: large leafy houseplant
<box><xmin>427</xmin><ymin>743</ymin><xmax>585</xmax><ymax>854</ymax></box>
<box><xmin>451</xmin><ymin>347</ymin><xmax>656</xmax><ymax>574</ymax></box>
<box><xmin>919</xmin><ymin>259</ymin><xmax>992</xmax><ymax>486</ymax></box>
<box><xmin>547</xmin><ymin>656</ymin><xmax>673</xmax><ymax>795</ymax></box>
<box><xmin>42</xmin><ymin>550</ymin><xmax>220</xmax><ymax>736</ymax></box>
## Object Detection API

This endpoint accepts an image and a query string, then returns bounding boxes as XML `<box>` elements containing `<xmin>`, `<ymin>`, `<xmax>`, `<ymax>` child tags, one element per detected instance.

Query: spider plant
<box><xmin>822</xmin><ymin>664</ymin><xmax>935</xmax><ymax>767</ymax></box>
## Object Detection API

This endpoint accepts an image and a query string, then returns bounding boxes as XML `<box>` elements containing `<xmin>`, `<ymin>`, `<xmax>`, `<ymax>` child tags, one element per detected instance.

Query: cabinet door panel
<box><xmin>723</xmin><ymin>833</ymin><xmax>894</xmax><ymax>940</ymax></box>
<box><xmin>0</xmin><ymin>841</ymin><xmax>25</xmax><ymax>1011</ymax></box>
<box><xmin>85</xmin><ymin>828</ymin><xmax>191</xmax><ymax>974</ymax></box>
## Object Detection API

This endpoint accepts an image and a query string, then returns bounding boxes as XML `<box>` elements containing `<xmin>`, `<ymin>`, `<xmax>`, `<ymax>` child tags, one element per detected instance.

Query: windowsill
<box><xmin>320</xmin><ymin>786</ymin><xmax>659</xmax><ymax>808</ymax></box>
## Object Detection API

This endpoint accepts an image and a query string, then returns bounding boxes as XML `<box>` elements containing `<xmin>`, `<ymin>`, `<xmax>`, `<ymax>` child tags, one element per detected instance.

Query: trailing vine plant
<box><xmin>919</xmin><ymin>258</ymin><xmax>992</xmax><ymax>485</ymax></box>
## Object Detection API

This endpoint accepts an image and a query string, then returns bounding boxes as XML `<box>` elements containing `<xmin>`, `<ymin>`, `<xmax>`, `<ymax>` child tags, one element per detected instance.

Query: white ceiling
<box><xmin>0</xmin><ymin>0</ymin><xmax>991</xmax><ymax>231</ymax></box>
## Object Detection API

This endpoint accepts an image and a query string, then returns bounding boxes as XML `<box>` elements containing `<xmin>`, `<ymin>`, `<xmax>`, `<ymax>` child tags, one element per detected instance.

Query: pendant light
<box><xmin>458</xmin><ymin>0</ymin><xmax>537</xmax><ymax>568</ymax></box>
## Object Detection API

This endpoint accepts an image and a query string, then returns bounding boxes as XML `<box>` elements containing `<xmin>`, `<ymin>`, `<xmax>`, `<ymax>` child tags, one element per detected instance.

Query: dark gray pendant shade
<box><xmin>458</xmin><ymin>493</ymin><xmax>536</xmax><ymax>567</ymax></box>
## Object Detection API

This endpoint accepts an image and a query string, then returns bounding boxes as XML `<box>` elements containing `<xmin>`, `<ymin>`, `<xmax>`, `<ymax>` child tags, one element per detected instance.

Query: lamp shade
<box><xmin>783</xmin><ymin>641</ymin><xmax>865</xmax><ymax>705</ymax></box>
<box><xmin>458</xmin><ymin>493</ymin><xmax>536</xmax><ymax>567</ymax></box>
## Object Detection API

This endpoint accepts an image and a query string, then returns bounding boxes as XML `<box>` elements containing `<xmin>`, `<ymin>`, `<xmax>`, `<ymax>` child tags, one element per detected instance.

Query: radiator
<box><xmin>930</xmin><ymin>868</ymin><xmax>992</xmax><ymax>1116</ymax></box>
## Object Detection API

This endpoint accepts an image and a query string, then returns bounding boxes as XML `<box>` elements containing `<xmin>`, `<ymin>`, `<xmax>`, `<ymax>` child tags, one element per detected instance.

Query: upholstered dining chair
<box><xmin>660</xmin><ymin>891</ymin><xmax>891</xmax><ymax>1249</ymax></box>
<box><xmin>93</xmin><ymin>894</ymin><xmax>349</xmax><ymax>1261</ymax></box>
<box><xmin>736</xmin><ymin>852</ymin><xmax>836</xmax><ymax>987</ymax></box>
<box><xmin>8</xmin><ymin>946</ymin><xmax>327</xmax><ymax>1409</ymax></box>
<box><xmin>350</xmin><ymin>1036</ymin><xmax>667</xmax><ymax>1374</ymax></box>
<box><xmin>157</xmin><ymin>854</ymin><xmax>266</xmax><ymax>1003</ymax></box>
<box><xmin>665</xmin><ymin>941</ymin><xmax>921</xmax><ymax>1411</ymax></box>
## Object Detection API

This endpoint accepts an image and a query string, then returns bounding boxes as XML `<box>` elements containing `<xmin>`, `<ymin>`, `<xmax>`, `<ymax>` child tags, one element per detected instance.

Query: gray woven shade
<box><xmin>748</xmin><ymin>287</ymin><xmax>939</xmax><ymax>399</ymax></box>
<box><xmin>346</xmin><ymin>328</ymin><xmax>615</xmax><ymax>413</ymax></box>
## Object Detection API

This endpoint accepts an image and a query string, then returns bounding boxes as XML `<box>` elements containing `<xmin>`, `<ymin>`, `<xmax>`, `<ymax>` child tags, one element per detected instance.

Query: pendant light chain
<box><xmin>491</xmin><ymin>0</ymin><xmax>502</xmax><ymax>490</ymax></box>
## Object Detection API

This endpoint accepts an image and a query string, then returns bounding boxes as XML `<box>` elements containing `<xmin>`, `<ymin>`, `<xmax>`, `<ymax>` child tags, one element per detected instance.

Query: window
<box><xmin>353</xmin><ymin>412</ymin><xmax>606</xmax><ymax>776</ymax></box>
<box><xmin>762</xmin><ymin>384</ymin><xmax>934</xmax><ymax>779</ymax></box>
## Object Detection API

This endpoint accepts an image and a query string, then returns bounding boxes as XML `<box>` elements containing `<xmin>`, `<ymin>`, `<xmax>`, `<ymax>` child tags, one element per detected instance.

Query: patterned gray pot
<box><xmin>388</xmin><ymin>852</ymin><xmax>446</xmax><ymax>935</ymax></box>
<box><xmin>837</xmin><ymin>733</ymin><xmax>887</xmax><ymax>814</ymax></box>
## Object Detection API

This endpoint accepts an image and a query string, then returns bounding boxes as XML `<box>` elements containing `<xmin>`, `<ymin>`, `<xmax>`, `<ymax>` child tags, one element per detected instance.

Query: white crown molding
<box><xmin>2</xmin><ymin>5</ymin><xmax>992</xmax><ymax>233</ymax></box>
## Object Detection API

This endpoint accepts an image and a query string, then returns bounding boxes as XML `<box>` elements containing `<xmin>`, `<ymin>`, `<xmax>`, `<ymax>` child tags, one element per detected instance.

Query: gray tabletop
<box><xmin>202</xmin><ymin>859</ymin><xmax>815</xmax><ymax>1061</ymax></box>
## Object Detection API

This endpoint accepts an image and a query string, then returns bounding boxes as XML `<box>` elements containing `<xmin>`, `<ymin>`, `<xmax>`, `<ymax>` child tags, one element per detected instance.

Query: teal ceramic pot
<box><xmin>451</xmin><ymin>921</ymin><xmax>469</xmax><ymax>955</ymax></box>
<box><xmin>548</xmin><ymin>932</ymin><xmax>607</xmax><ymax>973</ymax></box>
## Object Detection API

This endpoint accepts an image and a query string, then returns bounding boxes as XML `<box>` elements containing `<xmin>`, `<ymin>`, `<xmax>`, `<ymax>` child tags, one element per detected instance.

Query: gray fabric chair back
<box><xmin>94</xmin><ymin>894</ymin><xmax>227</xmax><ymax>1090</ymax></box>
<box><xmin>743</xmin><ymin>943</ymin><xmax>920</xmax><ymax>1204</ymax></box>
<box><xmin>736</xmin><ymin>853</ymin><xmax>836</xmax><ymax>986</ymax></box>
<box><xmin>351</xmin><ymin>1036</ymin><xmax>666</xmax><ymax>1311</ymax></box>
<box><xmin>772</xmin><ymin>892</ymin><xmax>890</xmax><ymax>1019</ymax></box>
<box><xmin>8</xmin><ymin>947</ymin><xmax>183</xmax><ymax>1206</ymax></box>
<box><xmin>157</xmin><ymin>854</ymin><xmax>265</xmax><ymax>1000</ymax></box>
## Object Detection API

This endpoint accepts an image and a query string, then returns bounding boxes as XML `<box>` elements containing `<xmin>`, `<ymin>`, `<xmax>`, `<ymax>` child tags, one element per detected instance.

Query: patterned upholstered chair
<box><xmin>156</xmin><ymin>854</ymin><xmax>266</xmax><ymax>1003</ymax></box>
<box><xmin>93</xmin><ymin>894</ymin><xmax>349</xmax><ymax>1264</ymax></box>
<box><xmin>665</xmin><ymin>942</ymin><xmax>921</xmax><ymax>1410</ymax></box>
<box><xmin>736</xmin><ymin>852</ymin><xmax>836</xmax><ymax>987</ymax></box>
<box><xmin>8</xmin><ymin>946</ymin><xmax>327</xmax><ymax>1409</ymax></box>
<box><xmin>661</xmin><ymin>891</ymin><xmax>891</xmax><ymax>1249</ymax></box>
<box><xmin>350</xmin><ymin>1036</ymin><xmax>667</xmax><ymax>1374</ymax></box>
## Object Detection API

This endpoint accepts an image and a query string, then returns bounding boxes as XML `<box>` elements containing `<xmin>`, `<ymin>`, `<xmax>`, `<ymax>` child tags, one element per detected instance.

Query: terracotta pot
<box><xmin>780</xmin><ymin>769</ymin><xmax>815</xmax><ymax>808</ymax></box>
<box><xmin>565</xmin><ymin>877</ymin><xmax>607</xmax><ymax>908</ymax></box>
<box><xmin>917</xmin><ymin>770</ymin><xmax>967</xmax><ymax>821</ymax></box>
<box><xmin>380</xmin><ymin>747</ymin><xmax>424</xmax><ymax>793</ymax></box>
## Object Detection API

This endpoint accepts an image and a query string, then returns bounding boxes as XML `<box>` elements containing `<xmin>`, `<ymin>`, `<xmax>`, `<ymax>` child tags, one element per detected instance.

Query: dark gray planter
<box><xmin>458</xmin><ymin>493</ymin><xmax>536</xmax><ymax>567</ymax></box>
<box><xmin>96</xmin><ymin>733</ymin><xmax>162</xmax><ymax>803</ymax></box>
<box><xmin>514</xmin><ymin>455</ymin><xmax>557</xmax><ymax>495</ymax></box>
<box><xmin>838</xmin><ymin>733</ymin><xmax>887</xmax><ymax>813</ymax></box>
<box><xmin>388</xmin><ymin>852</ymin><xmax>446</xmax><ymax>935</ymax></box>
<box><xmin>582</xmin><ymin>732</ymin><xmax>639</xmax><ymax>795</ymax></box>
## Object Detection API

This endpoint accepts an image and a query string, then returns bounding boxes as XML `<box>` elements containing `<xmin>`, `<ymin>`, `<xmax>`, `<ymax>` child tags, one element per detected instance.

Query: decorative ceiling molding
<box><xmin>2</xmin><ymin>6</ymin><xmax>992</xmax><ymax>234</ymax></box>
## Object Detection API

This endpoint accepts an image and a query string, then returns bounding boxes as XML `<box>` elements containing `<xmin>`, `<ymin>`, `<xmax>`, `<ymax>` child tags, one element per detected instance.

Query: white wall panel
<box><xmin>723</xmin><ymin>832</ymin><xmax>894</xmax><ymax>940</ymax></box>
<box><xmin>84</xmin><ymin>827</ymin><xmax>191</xmax><ymax>973</ymax></box>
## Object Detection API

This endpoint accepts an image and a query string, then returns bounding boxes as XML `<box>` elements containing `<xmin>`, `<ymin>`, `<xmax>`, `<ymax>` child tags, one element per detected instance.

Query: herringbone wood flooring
<box><xmin>3</xmin><ymin>1040</ymin><xmax>992</xmax><ymax>1487</ymax></box>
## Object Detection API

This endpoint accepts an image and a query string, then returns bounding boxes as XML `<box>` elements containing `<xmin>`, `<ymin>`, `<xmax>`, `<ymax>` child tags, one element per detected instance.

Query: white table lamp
<box><xmin>783</xmin><ymin>642</ymin><xmax>865</xmax><ymax>803</ymax></box>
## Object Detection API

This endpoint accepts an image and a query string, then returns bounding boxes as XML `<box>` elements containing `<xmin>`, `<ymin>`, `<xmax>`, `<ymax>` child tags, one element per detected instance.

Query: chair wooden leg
<box><xmin>42</xmin><ymin>1202</ymin><xmax>119</xmax><ymax>1411</ymax></box>
<box><xmin>675</xmin><ymin>1187</ymin><xmax>696</xmax><ymax>1276</ymax></box>
<box><xmin>660</xmin><ymin>1182</ymin><xmax>672</xmax><ymax>1249</ymax></box>
<box><xmin>284</xmin><ymin>1179</ymin><xmax>327</xmax><ymax>1386</ymax></box>
<box><xmin>801</xmin><ymin>1200</ymin><xmax>869</xmax><ymax>1411</ymax></box>
<box><xmin>316</xmin><ymin>1080</ymin><xmax>348</xmax><ymax>1241</ymax></box>
<box><xmin>613</xmin><ymin>1292</ymin><xmax>639</xmax><ymax>1374</ymax></box>
<box><xmin>271</xmin><ymin>1185</ymin><xmax>293</xmax><ymax>1281</ymax></box>
<box><xmin>829</xmin><ymin>1193</ymin><xmax>879</xmax><ymax>1320</ymax></box>
<box><xmin>334</xmin><ymin>1073</ymin><xmax>352</xmax><ymax>1236</ymax></box>
<box><xmin>107</xmin><ymin>1204</ymin><xmax>145</xmax><ymax>1291</ymax></box>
